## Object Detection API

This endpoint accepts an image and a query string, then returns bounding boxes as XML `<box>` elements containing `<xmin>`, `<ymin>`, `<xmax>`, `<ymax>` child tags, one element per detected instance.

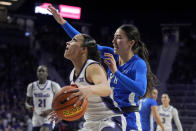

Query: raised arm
<box><xmin>47</xmin><ymin>5</ymin><xmax>115</xmax><ymax>57</ymax></box>
<box><xmin>47</xmin><ymin>5</ymin><xmax>79</xmax><ymax>38</ymax></box>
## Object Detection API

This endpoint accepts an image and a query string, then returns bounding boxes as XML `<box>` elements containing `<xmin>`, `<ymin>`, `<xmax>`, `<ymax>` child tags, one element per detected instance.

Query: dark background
<box><xmin>0</xmin><ymin>0</ymin><xmax>196</xmax><ymax>130</ymax></box>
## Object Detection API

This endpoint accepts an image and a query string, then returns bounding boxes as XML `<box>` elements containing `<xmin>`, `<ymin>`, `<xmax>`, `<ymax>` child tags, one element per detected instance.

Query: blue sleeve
<box><xmin>97</xmin><ymin>44</ymin><xmax>116</xmax><ymax>58</ymax></box>
<box><xmin>62</xmin><ymin>22</ymin><xmax>117</xmax><ymax>59</ymax></box>
<box><xmin>150</xmin><ymin>99</ymin><xmax>158</xmax><ymax>106</ymax></box>
<box><xmin>61</xmin><ymin>22</ymin><xmax>80</xmax><ymax>38</ymax></box>
<box><xmin>114</xmin><ymin>60</ymin><xmax>147</xmax><ymax>96</ymax></box>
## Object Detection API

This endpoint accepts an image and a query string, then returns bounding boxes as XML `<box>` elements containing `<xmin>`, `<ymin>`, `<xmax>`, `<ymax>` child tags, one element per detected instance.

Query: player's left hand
<box><xmin>104</xmin><ymin>53</ymin><xmax>117</xmax><ymax>74</ymax></box>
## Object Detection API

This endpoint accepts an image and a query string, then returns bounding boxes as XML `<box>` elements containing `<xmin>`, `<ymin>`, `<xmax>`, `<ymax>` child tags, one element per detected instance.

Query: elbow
<box><xmin>138</xmin><ymin>86</ymin><xmax>146</xmax><ymax>96</ymax></box>
<box><xmin>107</xmin><ymin>88</ymin><xmax>112</xmax><ymax>96</ymax></box>
<box><xmin>104</xmin><ymin>86</ymin><xmax>112</xmax><ymax>97</ymax></box>
<box><xmin>137</xmin><ymin>89</ymin><xmax>146</xmax><ymax>96</ymax></box>
<box><xmin>103</xmin><ymin>83</ymin><xmax>112</xmax><ymax>97</ymax></box>
<box><xmin>140</xmin><ymin>90</ymin><xmax>146</xmax><ymax>96</ymax></box>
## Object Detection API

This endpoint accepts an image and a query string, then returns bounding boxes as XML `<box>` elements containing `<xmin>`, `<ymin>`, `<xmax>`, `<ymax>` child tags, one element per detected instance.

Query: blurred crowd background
<box><xmin>0</xmin><ymin>0</ymin><xmax>196</xmax><ymax>130</ymax></box>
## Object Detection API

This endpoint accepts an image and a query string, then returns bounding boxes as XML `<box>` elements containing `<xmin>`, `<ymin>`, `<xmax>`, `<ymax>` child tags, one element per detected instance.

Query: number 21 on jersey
<box><xmin>38</xmin><ymin>99</ymin><xmax>46</xmax><ymax>107</ymax></box>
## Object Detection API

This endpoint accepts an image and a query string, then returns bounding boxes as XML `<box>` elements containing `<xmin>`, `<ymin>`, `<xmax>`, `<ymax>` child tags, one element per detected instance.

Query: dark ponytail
<box><xmin>135</xmin><ymin>40</ymin><xmax>158</xmax><ymax>97</ymax></box>
<box><xmin>81</xmin><ymin>34</ymin><xmax>101</xmax><ymax>63</ymax></box>
<box><xmin>119</xmin><ymin>25</ymin><xmax>158</xmax><ymax>97</ymax></box>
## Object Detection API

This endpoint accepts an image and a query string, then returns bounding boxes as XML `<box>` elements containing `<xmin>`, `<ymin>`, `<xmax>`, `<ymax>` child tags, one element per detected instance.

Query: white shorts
<box><xmin>79</xmin><ymin>115</ymin><xmax>127</xmax><ymax>131</ymax></box>
<box><xmin>32</xmin><ymin>114</ymin><xmax>54</xmax><ymax>128</ymax></box>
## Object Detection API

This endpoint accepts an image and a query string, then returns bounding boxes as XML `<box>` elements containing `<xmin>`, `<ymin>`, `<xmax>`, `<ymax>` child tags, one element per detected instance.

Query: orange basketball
<box><xmin>52</xmin><ymin>85</ymin><xmax>88</xmax><ymax>121</ymax></box>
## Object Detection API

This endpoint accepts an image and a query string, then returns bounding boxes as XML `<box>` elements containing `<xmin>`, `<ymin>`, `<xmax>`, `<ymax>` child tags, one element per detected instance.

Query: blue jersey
<box><xmin>101</xmin><ymin>46</ymin><xmax>147</xmax><ymax>131</ymax></box>
<box><xmin>61</xmin><ymin>22</ymin><xmax>147</xmax><ymax>131</ymax></box>
<box><xmin>139</xmin><ymin>98</ymin><xmax>157</xmax><ymax>131</ymax></box>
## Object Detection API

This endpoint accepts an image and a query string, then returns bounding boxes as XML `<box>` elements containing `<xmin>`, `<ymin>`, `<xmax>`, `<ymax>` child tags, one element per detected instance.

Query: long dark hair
<box><xmin>81</xmin><ymin>34</ymin><xmax>101</xmax><ymax>63</ymax></box>
<box><xmin>119</xmin><ymin>24</ymin><xmax>158</xmax><ymax>97</ymax></box>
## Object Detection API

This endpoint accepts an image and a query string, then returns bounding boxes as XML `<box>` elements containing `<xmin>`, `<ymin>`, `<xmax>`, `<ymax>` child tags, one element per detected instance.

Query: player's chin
<box><xmin>64</xmin><ymin>52</ymin><xmax>69</xmax><ymax>59</ymax></box>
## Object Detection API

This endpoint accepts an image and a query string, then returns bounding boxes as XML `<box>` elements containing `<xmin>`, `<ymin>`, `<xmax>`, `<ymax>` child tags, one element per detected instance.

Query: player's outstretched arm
<box><xmin>47</xmin><ymin>5</ymin><xmax>80</xmax><ymax>38</ymax></box>
<box><xmin>47</xmin><ymin>5</ymin><xmax>66</xmax><ymax>25</ymax></box>
<box><xmin>47</xmin><ymin>5</ymin><xmax>114</xmax><ymax>57</ymax></box>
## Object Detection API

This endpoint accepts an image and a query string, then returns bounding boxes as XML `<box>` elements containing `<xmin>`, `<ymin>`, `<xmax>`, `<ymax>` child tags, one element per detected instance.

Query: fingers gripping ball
<box><xmin>52</xmin><ymin>85</ymin><xmax>88</xmax><ymax>121</ymax></box>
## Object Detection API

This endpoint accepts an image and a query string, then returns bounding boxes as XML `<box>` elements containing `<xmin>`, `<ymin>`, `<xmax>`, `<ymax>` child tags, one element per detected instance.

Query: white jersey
<box><xmin>156</xmin><ymin>105</ymin><xmax>183</xmax><ymax>131</ymax></box>
<box><xmin>70</xmin><ymin>59</ymin><xmax>126</xmax><ymax>131</ymax></box>
<box><xmin>26</xmin><ymin>80</ymin><xmax>61</xmax><ymax>127</ymax></box>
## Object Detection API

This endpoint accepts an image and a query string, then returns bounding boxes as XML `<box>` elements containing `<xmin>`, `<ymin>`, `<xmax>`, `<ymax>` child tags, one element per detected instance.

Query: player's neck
<box><xmin>39</xmin><ymin>79</ymin><xmax>47</xmax><ymax>84</ymax></box>
<box><xmin>119</xmin><ymin>52</ymin><xmax>134</xmax><ymax>66</ymax></box>
<box><xmin>163</xmin><ymin>104</ymin><xmax>169</xmax><ymax>108</ymax></box>
<box><xmin>73</xmin><ymin>58</ymin><xmax>87</xmax><ymax>77</ymax></box>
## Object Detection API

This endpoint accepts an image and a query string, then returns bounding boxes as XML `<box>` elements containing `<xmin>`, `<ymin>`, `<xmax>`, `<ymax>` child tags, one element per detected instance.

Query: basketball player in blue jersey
<box><xmin>139</xmin><ymin>88</ymin><xmax>165</xmax><ymax>131</ymax></box>
<box><xmin>47</xmin><ymin>5</ymin><xmax>157</xmax><ymax>131</ymax></box>
<box><xmin>25</xmin><ymin>65</ymin><xmax>61</xmax><ymax>131</ymax></box>
<box><xmin>157</xmin><ymin>93</ymin><xmax>183</xmax><ymax>131</ymax></box>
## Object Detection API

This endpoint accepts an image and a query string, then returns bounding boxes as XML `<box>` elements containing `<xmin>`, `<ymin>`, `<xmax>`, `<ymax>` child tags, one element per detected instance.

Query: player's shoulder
<box><xmin>87</xmin><ymin>59</ymin><xmax>98</xmax><ymax>64</ymax></box>
<box><xmin>170</xmin><ymin>105</ymin><xmax>178</xmax><ymax>112</ymax></box>
<box><xmin>134</xmin><ymin>54</ymin><xmax>145</xmax><ymax>62</ymax></box>
<box><xmin>86</xmin><ymin>59</ymin><xmax>100</xmax><ymax>68</ymax></box>
<box><xmin>133</xmin><ymin>56</ymin><xmax>147</xmax><ymax>68</ymax></box>
<box><xmin>27</xmin><ymin>81</ymin><xmax>37</xmax><ymax>87</ymax></box>
<box><xmin>148</xmin><ymin>98</ymin><xmax>155</xmax><ymax>101</ymax></box>
<box><xmin>49</xmin><ymin>80</ymin><xmax>57</xmax><ymax>84</ymax></box>
<box><xmin>86</xmin><ymin>60</ymin><xmax>103</xmax><ymax>72</ymax></box>
<box><xmin>49</xmin><ymin>80</ymin><xmax>61</xmax><ymax>87</ymax></box>
<box><xmin>148</xmin><ymin>98</ymin><xmax>157</xmax><ymax>105</ymax></box>
<box><xmin>158</xmin><ymin>105</ymin><xmax>162</xmax><ymax>108</ymax></box>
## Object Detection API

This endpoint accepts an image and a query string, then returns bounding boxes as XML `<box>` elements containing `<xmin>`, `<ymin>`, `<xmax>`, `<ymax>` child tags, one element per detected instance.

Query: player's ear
<box><xmin>81</xmin><ymin>47</ymin><xmax>88</xmax><ymax>54</ymax></box>
<box><xmin>129</xmin><ymin>40</ymin><xmax>135</xmax><ymax>48</ymax></box>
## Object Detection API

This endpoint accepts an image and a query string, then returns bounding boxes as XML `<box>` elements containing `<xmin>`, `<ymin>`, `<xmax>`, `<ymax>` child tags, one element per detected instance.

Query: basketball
<box><xmin>52</xmin><ymin>85</ymin><xmax>88</xmax><ymax>121</ymax></box>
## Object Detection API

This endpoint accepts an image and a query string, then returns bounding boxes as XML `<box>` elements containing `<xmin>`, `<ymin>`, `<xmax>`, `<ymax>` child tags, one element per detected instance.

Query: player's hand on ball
<box><xmin>64</xmin><ymin>85</ymin><xmax>90</xmax><ymax>107</ymax></box>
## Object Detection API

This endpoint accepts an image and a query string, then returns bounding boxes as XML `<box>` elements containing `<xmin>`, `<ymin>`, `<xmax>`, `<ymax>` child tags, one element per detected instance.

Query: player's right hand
<box><xmin>27</xmin><ymin>106</ymin><xmax>34</xmax><ymax>112</ymax></box>
<box><xmin>65</xmin><ymin>85</ymin><xmax>90</xmax><ymax>107</ymax></box>
<box><xmin>47</xmin><ymin>5</ymin><xmax>66</xmax><ymax>25</ymax></box>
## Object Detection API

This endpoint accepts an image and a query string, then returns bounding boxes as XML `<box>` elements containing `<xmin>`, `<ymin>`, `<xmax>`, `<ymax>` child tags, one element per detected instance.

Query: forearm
<box><xmin>114</xmin><ymin>70</ymin><xmax>146</xmax><ymax>96</ymax></box>
<box><xmin>61</xmin><ymin>22</ymin><xmax>80</xmax><ymax>38</ymax></box>
<box><xmin>154</xmin><ymin>114</ymin><xmax>164</xmax><ymax>130</ymax></box>
<box><xmin>61</xmin><ymin>22</ymin><xmax>115</xmax><ymax>59</ymax></box>
<box><xmin>89</xmin><ymin>82</ymin><xmax>111</xmax><ymax>97</ymax></box>
<box><xmin>173</xmin><ymin>109</ymin><xmax>183</xmax><ymax>131</ymax></box>
<box><xmin>174</xmin><ymin>117</ymin><xmax>183</xmax><ymax>131</ymax></box>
